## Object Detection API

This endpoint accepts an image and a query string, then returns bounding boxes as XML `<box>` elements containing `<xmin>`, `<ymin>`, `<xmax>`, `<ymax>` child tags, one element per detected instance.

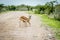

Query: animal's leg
<box><xmin>28</xmin><ymin>21</ymin><xmax>31</xmax><ymax>27</ymax></box>
<box><xmin>19</xmin><ymin>20</ymin><xmax>21</xmax><ymax>27</ymax></box>
<box><xmin>24</xmin><ymin>22</ymin><xmax>27</xmax><ymax>27</ymax></box>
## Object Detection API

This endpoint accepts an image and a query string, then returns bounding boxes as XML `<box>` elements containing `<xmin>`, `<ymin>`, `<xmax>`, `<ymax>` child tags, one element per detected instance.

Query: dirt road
<box><xmin>0</xmin><ymin>11</ymin><xmax>55</xmax><ymax>40</ymax></box>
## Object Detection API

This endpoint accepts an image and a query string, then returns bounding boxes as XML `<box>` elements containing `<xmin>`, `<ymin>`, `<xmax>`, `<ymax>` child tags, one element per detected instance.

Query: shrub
<box><xmin>54</xmin><ymin>5</ymin><xmax>60</xmax><ymax>21</ymax></box>
<box><xmin>34</xmin><ymin>9</ymin><xmax>40</xmax><ymax>14</ymax></box>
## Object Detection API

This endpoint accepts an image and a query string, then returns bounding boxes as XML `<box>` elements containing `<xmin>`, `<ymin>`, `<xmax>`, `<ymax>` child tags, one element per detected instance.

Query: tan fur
<box><xmin>19</xmin><ymin>16</ymin><xmax>31</xmax><ymax>24</ymax></box>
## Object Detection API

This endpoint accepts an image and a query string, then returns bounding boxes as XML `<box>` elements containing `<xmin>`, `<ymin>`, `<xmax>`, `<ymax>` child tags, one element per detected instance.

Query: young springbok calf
<box><xmin>19</xmin><ymin>15</ymin><xmax>31</xmax><ymax>27</ymax></box>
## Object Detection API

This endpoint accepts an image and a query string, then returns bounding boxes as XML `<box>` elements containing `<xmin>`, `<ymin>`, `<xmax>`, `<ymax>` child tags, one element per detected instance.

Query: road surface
<box><xmin>0</xmin><ymin>11</ymin><xmax>55</xmax><ymax>40</ymax></box>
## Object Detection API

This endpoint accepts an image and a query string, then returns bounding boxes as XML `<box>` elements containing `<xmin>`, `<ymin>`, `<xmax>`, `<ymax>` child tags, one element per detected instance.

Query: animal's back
<box><xmin>20</xmin><ymin>16</ymin><xmax>28</xmax><ymax>20</ymax></box>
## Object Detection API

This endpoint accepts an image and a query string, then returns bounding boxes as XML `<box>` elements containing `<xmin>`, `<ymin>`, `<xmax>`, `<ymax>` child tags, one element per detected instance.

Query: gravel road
<box><xmin>0</xmin><ymin>11</ymin><xmax>55</xmax><ymax>40</ymax></box>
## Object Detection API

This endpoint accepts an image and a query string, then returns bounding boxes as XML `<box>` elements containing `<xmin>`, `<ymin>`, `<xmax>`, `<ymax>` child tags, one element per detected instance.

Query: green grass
<box><xmin>29</xmin><ymin>11</ymin><xmax>60</xmax><ymax>28</ymax></box>
<box><xmin>35</xmin><ymin>14</ymin><xmax>60</xmax><ymax>40</ymax></box>
<box><xmin>39</xmin><ymin>14</ymin><xmax>60</xmax><ymax>28</ymax></box>
<box><xmin>26</xmin><ymin>11</ymin><xmax>60</xmax><ymax>29</ymax></box>
<box><xmin>0</xmin><ymin>11</ymin><xmax>10</xmax><ymax>14</ymax></box>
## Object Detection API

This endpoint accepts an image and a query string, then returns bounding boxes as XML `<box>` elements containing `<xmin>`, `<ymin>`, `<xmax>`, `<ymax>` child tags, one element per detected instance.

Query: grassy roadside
<box><xmin>38</xmin><ymin>14</ymin><xmax>60</xmax><ymax>40</ymax></box>
<box><xmin>39</xmin><ymin>14</ymin><xmax>60</xmax><ymax>28</ymax></box>
<box><xmin>28</xmin><ymin>11</ymin><xmax>60</xmax><ymax>40</ymax></box>
<box><xmin>0</xmin><ymin>11</ymin><xmax>11</xmax><ymax>15</ymax></box>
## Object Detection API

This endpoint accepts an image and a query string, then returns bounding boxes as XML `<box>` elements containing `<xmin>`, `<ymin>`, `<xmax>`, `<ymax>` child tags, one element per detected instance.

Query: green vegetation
<box><xmin>40</xmin><ymin>14</ymin><xmax>60</xmax><ymax>28</ymax></box>
<box><xmin>38</xmin><ymin>14</ymin><xmax>60</xmax><ymax>40</ymax></box>
<box><xmin>29</xmin><ymin>11</ymin><xmax>60</xmax><ymax>29</ymax></box>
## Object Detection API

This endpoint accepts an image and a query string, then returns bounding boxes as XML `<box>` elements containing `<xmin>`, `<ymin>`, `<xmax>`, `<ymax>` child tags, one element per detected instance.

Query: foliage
<box><xmin>34</xmin><ymin>9</ymin><xmax>40</xmax><ymax>14</ymax></box>
<box><xmin>8</xmin><ymin>5</ymin><xmax>16</xmax><ymax>11</ymax></box>
<box><xmin>54</xmin><ymin>4</ymin><xmax>60</xmax><ymax>21</ymax></box>
<box><xmin>0</xmin><ymin>4</ymin><xmax>4</xmax><ymax>12</ymax></box>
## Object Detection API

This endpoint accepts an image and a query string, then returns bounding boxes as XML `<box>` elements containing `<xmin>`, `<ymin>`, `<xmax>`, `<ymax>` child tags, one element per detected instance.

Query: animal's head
<box><xmin>29</xmin><ymin>15</ymin><xmax>31</xmax><ymax>19</ymax></box>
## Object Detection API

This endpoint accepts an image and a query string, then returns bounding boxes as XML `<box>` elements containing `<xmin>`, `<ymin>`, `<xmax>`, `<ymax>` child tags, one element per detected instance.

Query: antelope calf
<box><xmin>19</xmin><ymin>15</ymin><xmax>31</xmax><ymax>27</ymax></box>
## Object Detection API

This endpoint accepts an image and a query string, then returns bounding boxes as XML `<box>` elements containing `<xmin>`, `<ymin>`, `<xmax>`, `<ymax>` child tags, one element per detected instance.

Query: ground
<box><xmin>0</xmin><ymin>11</ymin><xmax>55</xmax><ymax>40</ymax></box>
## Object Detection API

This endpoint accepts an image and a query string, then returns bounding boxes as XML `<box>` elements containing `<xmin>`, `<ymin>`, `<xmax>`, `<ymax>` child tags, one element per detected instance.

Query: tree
<box><xmin>44</xmin><ymin>1</ymin><xmax>56</xmax><ymax>15</ymax></box>
<box><xmin>0</xmin><ymin>4</ymin><xmax>4</xmax><ymax>12</ymax></box>
<box><xmin>54</xmin><ymin>4</ymin><xmax>60</xmax><ymax>20</ymax></box>
<box><xmin>27</xmin><ymin>6</ymin><xmax>30</xmax><ymax>11</ymax></box>
<box><xmin>7</xmin><ymin>5</ymin><xmax>16</xmax><ymax>11</ymax></box>
<box><xmin>50</xmin><ymin>1</ymin><xmax>56</xmax><ymax>13</ymax></box>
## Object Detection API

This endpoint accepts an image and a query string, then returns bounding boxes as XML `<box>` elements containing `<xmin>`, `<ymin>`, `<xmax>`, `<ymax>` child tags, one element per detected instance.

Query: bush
<box><xmin>44</xmin><ymin>8</ymin><xmax>52</xmax><ymax>15</ymax></box>
<box><xmin>54</xmin><ymin>5</ymin><xmax>60</xmax><ymax>21</ymax></box>
<box><xmin>54</xmin><ymin>13</ymin><xmax>60</xmax><ymax>21</ymax></box>
<box><xmin>34</xmin><ymin>9</ymin><xmax>40</xmax><ymax>14</ymax></box>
